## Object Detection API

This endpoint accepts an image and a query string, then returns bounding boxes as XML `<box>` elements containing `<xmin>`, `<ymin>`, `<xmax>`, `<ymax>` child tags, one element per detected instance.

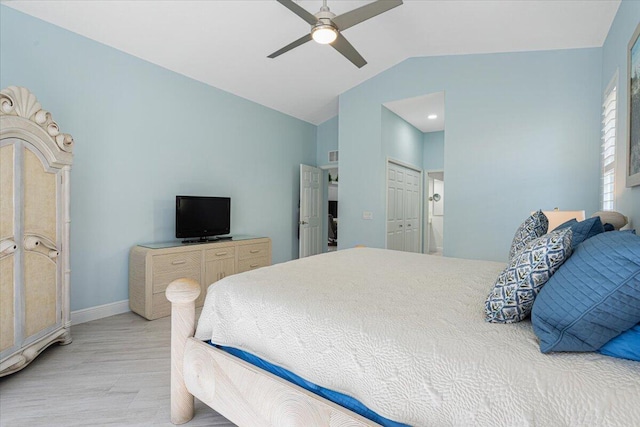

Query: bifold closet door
<box><xmin>387</xmin><ymin>162</ymin><xmax>421</xmax><ymax>253</ymax></box>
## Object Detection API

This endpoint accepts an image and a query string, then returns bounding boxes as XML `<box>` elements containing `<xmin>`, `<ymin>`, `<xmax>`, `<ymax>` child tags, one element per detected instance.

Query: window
<box><xmin>601</xmin><ymin>77</ymin><xmax>617</xmax><ymax>211</ymax></box>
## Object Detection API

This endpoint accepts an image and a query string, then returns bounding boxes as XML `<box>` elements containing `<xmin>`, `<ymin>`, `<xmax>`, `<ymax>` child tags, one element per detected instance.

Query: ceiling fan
<box><xmin>268</xmin><ymin>0</ymin><xmax>403</xmax><ymax>68</ymax></box>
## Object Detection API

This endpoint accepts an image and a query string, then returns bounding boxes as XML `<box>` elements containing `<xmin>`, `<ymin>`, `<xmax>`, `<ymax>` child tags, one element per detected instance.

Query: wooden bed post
<box><xmin>166</xmin><ymin>278</ymin><xmax>201</xmax><ymax>425</ymax></box>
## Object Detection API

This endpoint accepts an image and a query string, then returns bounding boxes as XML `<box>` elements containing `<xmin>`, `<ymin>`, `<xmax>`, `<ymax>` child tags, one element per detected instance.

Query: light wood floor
<box><xmin>0</xmin><ymin>312</ymin><xmax>236</xmax><ymax>427</ymax></box>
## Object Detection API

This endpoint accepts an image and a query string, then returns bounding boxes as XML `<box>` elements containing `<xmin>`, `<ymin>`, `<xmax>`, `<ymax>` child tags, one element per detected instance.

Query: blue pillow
<box><xmin>486</xmin><ymin>228</ymin><xmax>572</xmax><ymax>323</ymax></box>
<box><xmin>598</xmin><ymin>323</ymin><xmax>640</xmax><ymax>361</ymax></box>
<box><xmin>553</xmin><ymin>218</ymin><xmax>578</xmax><ymax>230</ymax></box>
<box><xmin>509</xmin><ymin>210</ymin><xmax>548</xmax><ymax>260</ymax></box>
<box><xmin>553</xmin><ymin>216</ymin><xmax>605</xmax><ymax>249</ymax></box>
<box><xmin>531</xmin><ymin>231</ymin><xmax>640</xmax><ymax>353</ymax></box>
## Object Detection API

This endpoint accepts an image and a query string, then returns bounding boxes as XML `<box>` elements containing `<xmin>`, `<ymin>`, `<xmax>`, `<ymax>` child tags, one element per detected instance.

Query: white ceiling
<box><xmin>3</xmin><ymin>0</ymin><xmax>620</xmax><ymax>125</ymax></box>
<box><xmin>384</xmin><ymin>91</ymin><xmax>445</xmax><ymax>133</ymax></box>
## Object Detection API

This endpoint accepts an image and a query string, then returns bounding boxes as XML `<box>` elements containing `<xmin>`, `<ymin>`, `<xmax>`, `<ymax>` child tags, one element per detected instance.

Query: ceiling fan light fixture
<box><xmin>312</xmin><ymin>24</ymin><xmax>338</xmax><ymax>44</ymax></box>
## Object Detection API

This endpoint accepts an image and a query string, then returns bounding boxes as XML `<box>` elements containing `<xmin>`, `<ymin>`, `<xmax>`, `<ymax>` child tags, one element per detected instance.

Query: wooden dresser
<box><xmin>129</xmin><ymin>236</ymin><xmax>271</xmax><ymax>320</ymax></box>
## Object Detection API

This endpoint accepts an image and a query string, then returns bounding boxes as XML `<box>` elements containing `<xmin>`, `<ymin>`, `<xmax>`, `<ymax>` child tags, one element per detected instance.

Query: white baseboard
<box><xmin>71</xmin><ymin>300</ymin><xmax>130</xmax><ymax>325</ymax></box>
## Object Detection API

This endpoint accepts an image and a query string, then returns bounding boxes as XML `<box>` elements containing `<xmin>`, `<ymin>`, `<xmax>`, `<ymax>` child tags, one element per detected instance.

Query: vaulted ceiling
<box><xmin>3</xmin><ymin>0</ymin><xmax>621</xmax><ymax>124</ymax></box>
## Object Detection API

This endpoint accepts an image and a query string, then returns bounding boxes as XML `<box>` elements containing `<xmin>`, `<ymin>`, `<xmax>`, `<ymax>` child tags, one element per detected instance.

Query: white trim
<box><xmin>318</xmin><ymin>164</ymin><xmax>339</xmax><ymax>170</ymax></box>
<box><xmin>71</xmin><ymin>300</ymin><xmax>130</xmax><ymax>325</ymax></box>
<box><xmin>386</xmin><ymin>157</ymin><xmax>421</xmax><ymax>173</ymax></box>
<box><xmin>604</xmin><ymin>71</ymin><xmax>618</xmax><ymax>98</ymax></box>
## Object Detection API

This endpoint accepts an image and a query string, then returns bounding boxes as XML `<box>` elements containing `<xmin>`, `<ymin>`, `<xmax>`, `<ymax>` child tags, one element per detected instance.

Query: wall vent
<box><xmin>328</xmin><ymin>150</ymin><xmax>339</xmax><ymax>163</ymax></box>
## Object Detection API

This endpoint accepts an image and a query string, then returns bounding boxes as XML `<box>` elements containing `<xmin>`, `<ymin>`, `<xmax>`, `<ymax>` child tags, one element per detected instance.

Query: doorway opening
<box><xmin>327</xmin><ymin>167</ymin><xmax>338</xmax><ymax>251</ymax></box>
<box><xmin>425</xmin><ymin>171</ymin><xmax>444</xmax><ymax>255</ymax></box>
<box><xmin>382</xmin><ymin>91</ymin><xmax>445</xmax><ymax>255</ymax></box>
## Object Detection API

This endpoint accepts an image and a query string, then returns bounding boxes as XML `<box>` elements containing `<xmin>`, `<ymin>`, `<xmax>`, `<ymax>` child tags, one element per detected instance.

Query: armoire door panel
<box><xmin>0</xmin><ymin>256</ymin><xmax>14</xmax><ymax>352</ymax></box>
<box><xmin>0</xmin><ymin>144</ymin><xmax>14</xmax><ymax>239</ymax></box>
<box><xmin>23</xmin><ymin>252</ymin><xmax>58</xmax><ymax>338</ymax></box>
<box><xmin>23</xmin><ymin>148</ymin><xmax>57</xmax><ymax>243</ymax></box>
<box><xmin>1</xmin><ymin>87</ymin><xmax>73</xmax><ymax>377</ymax></box>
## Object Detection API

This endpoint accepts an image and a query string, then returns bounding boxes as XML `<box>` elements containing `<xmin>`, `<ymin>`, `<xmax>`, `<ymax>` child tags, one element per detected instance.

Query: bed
<box><xmin>166</xmin><ymin>247</ymin><xmax>640</xmax><ymax>426</ymax></box>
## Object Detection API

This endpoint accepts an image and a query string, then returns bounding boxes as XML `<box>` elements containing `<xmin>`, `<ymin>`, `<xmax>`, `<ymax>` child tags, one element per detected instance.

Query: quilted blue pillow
<box><xmin>509</xmin><ymin>210</ymin><xmax>549</xmax><ymax>260</ymax></box>
<box><xmin>486</xmin><ymin>228</ymin><xmax>572</xmax><ymax>323</ymax></box>
<box><xmin>553</xmin><ymin>216</ymin><xmax>604</xmax><ymax>249</ymax></box>
<box><xmin>598</xmin><ymin>323</ymin><xmax>640</xmax><ymax>361</ymax></box>
<box><xmin>531</xmin><ymin>231</ymin><xmax>640</xmax><ymax>353</ymax></box>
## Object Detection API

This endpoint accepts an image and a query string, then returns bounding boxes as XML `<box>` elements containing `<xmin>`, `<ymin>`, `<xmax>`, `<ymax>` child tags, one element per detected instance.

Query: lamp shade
<box><xmin>592</xmin><ymin>211</ymin><xmax>628</xmax><ymax>230</ymax></box>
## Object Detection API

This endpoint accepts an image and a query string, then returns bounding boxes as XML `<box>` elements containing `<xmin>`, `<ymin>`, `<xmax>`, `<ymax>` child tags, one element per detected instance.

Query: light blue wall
<box><xmin>601</xmin><ymin>0</ymin><xmax>640</xmax><ymax>227</ymax></box>
<box><xmin>339</xmin><ymin>49</ymin><xmax>602</xmax><ymax>261</ymax></box>
<box><xmin>0</xmin><ymin>6</ymin><xmax>316</xmax><ymax>311</ymax></box>
<box><xmin>423</xmin><ymin>131</ymin><xmax>445</xmax><ymax>171</ymax></box>
<box><xmin>381</xmin><ymin>107</ymin><xmax>424</xmax><ymax>168</ymax></box>
<box><xmin>316</xmin><ymin>115</ymin><xmax>339</xmax><ymax>166</ymax></box>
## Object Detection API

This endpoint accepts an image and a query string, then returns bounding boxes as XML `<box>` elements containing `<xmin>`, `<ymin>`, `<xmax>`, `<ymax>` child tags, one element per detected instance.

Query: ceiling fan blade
<box><xmin>268</xmin><ymin>33</ymin><xmax>313</xmax><ymax>59</ymax></box>
<box><xmin>332</xmin><ymin>0</ymin><xmax>403</xmax><ymax>31</ymax></box>
<box><xmin>276</xmin><ymin>0</ymin><xmax>318</xmax><ymax>26</ymax></box>
<box><xmin>331</xmin><ymin>33</ymin><xmax>367</xmax><ymax>68</ymax></box>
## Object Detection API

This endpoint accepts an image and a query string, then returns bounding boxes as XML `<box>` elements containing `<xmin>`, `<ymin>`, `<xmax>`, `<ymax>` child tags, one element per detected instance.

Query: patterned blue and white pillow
<box><xmin>486</xmin><ymin>228</ymin><xmax>572</xmax><ymax>324</ymax></box>
<box><xmin>509</xmin><ymin>210</ymin><xmax>549</xmax><ymax>260</ymax></box>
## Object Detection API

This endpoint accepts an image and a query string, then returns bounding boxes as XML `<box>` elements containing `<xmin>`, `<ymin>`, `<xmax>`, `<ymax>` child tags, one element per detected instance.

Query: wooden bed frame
<box><xmin>166</xmin><ymin>278</ymin><xmax>379</xmax><ymax>426</ymax></box>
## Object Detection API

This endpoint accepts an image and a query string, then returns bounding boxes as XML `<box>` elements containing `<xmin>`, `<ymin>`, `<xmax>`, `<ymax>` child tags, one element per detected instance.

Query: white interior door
<box><xmin>386</xmin><ymin>163</ymin><xmax>405</xmax><ymax>251</ymax></box>
<box><xmin>299</xmin><ymin>164</ymin><xmax>322</xmax><ymax>258</ymax></box>
<box><xmin>404</xmin><ymin>168</ymin><xmax>420</xmax><ymax>252</ymax></box>
<box><xmin>386</xmin><ymin>161</ymin><xmax>422</xmax><ymax>253</ymax></box>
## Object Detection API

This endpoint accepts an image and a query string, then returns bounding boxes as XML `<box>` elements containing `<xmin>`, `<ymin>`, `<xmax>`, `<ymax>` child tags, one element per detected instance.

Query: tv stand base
<box><xmin>181</xmin><ymin>235</ymin><xmax>233</xmax><ymax>244</ymax></box>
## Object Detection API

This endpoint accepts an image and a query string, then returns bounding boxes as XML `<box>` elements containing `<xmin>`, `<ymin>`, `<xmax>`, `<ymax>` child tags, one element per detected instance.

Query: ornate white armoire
<box><xmin>0</xmin><ymin>87</ymin><xmax>74</xmax><ymax>376</ymax></box>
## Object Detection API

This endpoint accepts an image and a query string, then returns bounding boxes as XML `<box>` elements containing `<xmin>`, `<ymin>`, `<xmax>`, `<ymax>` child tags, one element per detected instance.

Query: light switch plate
<box><xmin>362</xmin><ymin>211</ymin><xmax>373</xmax><ymax>220</ymax></box>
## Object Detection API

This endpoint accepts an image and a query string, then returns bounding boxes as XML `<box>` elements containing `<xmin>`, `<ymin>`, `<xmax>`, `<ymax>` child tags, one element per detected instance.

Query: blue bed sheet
<box><xmin>210</xmin><ymin>342</ymin><xmax>410</xmax><ymax>427</ymax></box>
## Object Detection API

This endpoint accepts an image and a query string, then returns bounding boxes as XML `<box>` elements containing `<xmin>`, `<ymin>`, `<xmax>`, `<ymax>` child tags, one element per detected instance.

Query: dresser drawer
<box><xmin>129</xmin><ymin>237</ymin><xmax>270</xmax><ymax>320</ymax></box>
<box><xmin>205</xmin><ymin>246</ymin><xmax>235</xmax><ymax>261</ymax></box>
<box><xmin>152</xmin><ymin>251</ymin><xmax>201</xmax><ymax>294</ymax></box>
<box><xmin>237</xmin><ymin>256</ymin><xmax>270</xmax><ymax>273</ymax></box>
<box><xmin>238</xmin><ymin>242</ymin><xmax>270</xmax><ymax>260</ymax></box>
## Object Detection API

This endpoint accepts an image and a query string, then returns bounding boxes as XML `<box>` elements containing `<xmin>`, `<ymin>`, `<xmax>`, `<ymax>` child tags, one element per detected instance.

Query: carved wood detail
<box><xmin>0</xmin><ymin>239</ymin><xmax>17</xmax><ymax>258</ymax></box>
<box><xmin>23</xmin><ymin>234</ymin><xmax>59</xmax><ymax>260</ymax></box>
<box><xmin>0</xmin><ymin>86</ymin><xmax>73</xmax><ymax>153</ymax></box>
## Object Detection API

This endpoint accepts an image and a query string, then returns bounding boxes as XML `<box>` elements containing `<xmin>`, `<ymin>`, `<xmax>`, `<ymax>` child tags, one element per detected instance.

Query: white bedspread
<box><xmin>195</xmin><ymin>248</ymin><xmax>640</xmax><ymax>426</ymax></box>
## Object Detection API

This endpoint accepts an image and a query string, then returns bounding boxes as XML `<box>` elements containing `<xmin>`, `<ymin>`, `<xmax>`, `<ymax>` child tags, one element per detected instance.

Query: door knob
<box><xmin>299</xmin><ymin>221</ymin><xmax>308</xmax><ymax>225</ymax></box>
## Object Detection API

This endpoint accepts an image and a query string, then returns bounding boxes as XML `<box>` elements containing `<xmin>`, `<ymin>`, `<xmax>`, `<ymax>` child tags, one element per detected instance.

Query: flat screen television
<box><xmin>176</xmin><ymin>195</ymin><xmax>231</xmax><ymax>242</ymax></box>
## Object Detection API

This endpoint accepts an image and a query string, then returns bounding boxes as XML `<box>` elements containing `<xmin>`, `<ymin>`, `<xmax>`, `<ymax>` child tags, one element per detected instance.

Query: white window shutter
<box><xmin>601</xmin><ymin>81</ymin><xmax>617</xmax><ymax>211</ymax></box>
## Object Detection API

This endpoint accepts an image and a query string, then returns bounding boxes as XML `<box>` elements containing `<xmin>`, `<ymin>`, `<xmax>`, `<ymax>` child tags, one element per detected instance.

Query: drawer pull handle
<box><xmin>215</xmin><ymin>252</ymin><xmax>228</xmax><ymax>256</ymax></box>
<box><xmin>249</xmin><ymin>249</ymin><xmax>260</xmax><ymax>254</ymax></box>
<box><xmin>250</xmin><ymin>264</ymin><xmax>259</xmax><ymax>268</ymax></box>
<box><xmin>171</xmin><ymin>260</ymin><xmax>187</xmax><ymax>265</ymax></box>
